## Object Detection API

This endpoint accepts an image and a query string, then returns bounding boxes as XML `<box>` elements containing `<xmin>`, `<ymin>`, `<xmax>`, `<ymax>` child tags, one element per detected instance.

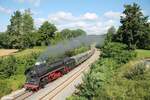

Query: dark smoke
<box><xmin>36</xmin><ymin>35</ymin><xmax>105</xmax><ymax>63</ymax></box>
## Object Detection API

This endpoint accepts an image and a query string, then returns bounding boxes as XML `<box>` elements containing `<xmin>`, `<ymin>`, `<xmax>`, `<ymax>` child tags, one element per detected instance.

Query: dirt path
<box><xmin>0</xmin><ymin>49</ymin><xmax>18</xmax><ymax>57</ymax></box>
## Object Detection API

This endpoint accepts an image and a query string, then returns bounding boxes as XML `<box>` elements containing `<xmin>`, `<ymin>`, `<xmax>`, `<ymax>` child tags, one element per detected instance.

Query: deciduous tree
<box><xmin>38</xmin><ymin>21</ymin><xmax>57</xmax><ymax>45</ymax></box>
<box><xmin>22</xmin><ymin>9</ymin><xmax>34</xmax><ymax>34</ymax></box>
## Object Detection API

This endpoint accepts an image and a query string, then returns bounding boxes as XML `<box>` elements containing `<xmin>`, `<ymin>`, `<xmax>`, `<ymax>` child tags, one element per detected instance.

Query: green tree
<box><xmin>0</xmin><ymin>56</ymin><xmax>17</xmax><ymax>78</ymax></box>
<box><xmin>21</xmin><ymin>33</ymin><xmax>36</xmax><ymax>48</ymax></box>
<box><xmin>7</xmin><ymin>10</ymin><xmax>22</xmax><ymax>35</ymax></box>
<box><xmin>38</xmin><ymin>21</ymin><xmax>57</xmax><ymax>45</ymax></box>
<box><xmin>50</xmin><ymin>32</ymin><xmax>63</xmax><ymax>44</ymax></box>
<box><xmin>137</xmin><ymin>23</ymin><xmax>150</xmax><ymax>49</ymax></box>
<box><xmin>72</xmin><ymin>29</ymin><xmax>86</xmax><ymax>37</ymax></box>
<box><xmin>6</xmin><ymin>10</ymin><xmax>23</xmax><ymax>49</ymax></box>
<box><xmin>105</xmin><ymin>26</ymin><xmax>116</xmax><ymax>43</ymax></box>
<box><xmin>61</xmin><ymin>29</ymin><xmax>73</xmax><ymax>39</ymax></box>
<box><xmin>22</xmin><ymin>9</ymin><xmax>34</xmax><ymax>34</ymax></box>
<box><xmin>102</xmin><ymin>42</ymin><xmax>136</xmax><ymax>64</ymax></box>
<box><xmin>61</xmin><ymin>28</ymin><xmax>86</xmax><ymax>39</ymax></box>
<box><xmin>115</xmin><ymin>3</ymin><xmax>150</xmax><ymax>49</ymax></box>
<box><xmin>0</xmin><ymin>33</ymin><xmax>7</xmax><ymax>48</ymax></box>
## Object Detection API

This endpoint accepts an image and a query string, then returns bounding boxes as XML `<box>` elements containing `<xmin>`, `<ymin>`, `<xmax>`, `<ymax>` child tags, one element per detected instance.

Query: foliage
<box><xmin>7</xmin><ymin>11</ymin><xmax>22</xmax><ymax>36</ymax></box>
<box><xmin>38</xmin><ymin>21</ymin><xmax>57</xmax><ymax>45</ymax></box>
<box><xmin>94</xmin><ymin>61</ymin><xmax>150</xmax><ymax>100</ymax></box>
<box><xmin>22</xmin><ymin>9</ymin><xmax>34</xmax><ymax>34</ymax></box>
<box><xmin>65</xmin><ymin>46</ymin><xmax>89</xmax><ymax>57</ymax></box>
<box><xmin>0</xmin><ymin>56</ymin><xmax>17</xmax><ymax>78</ymax></box>
<box><xmin>4</xmin><ymin>10</ymin><xmax>35</xmax><ymax>49</ymax></box>
<box><xmin>136</xmin><ymin>49</ymin><xmax>150</xmax><ymax>58</ymax></box>
<box><xmin>50</xmin><ymin>32</ymin><xmax>63</xmax><ymax>45</ymax></box>
<box><xmin>115</xmin><ymin>3</ymin><xmax>150</xmax><ymax>50</ymax></box>
<box><xmin>0</xmin><ymin>9</ymin><xmax>86</xmax><ymax>49</ymax></box>
<box><xmin>74</xmin><ymin>58</ymin><xmax>117</xmax><ymax>99</ymax></box>
<box><xmin>0</xmin><ymin>33</ymin><xmax>10</xmax><ymax>48</ymax></box>
<box><xmin>60</xmin><ymin>29</ymin><xmax>86</xmax><ymax>39</ymax></box>
<box><xmin>0</xmin><ymin>80</ymin><xmax>12</xmax><ymax>98</ymax></box>
<box><xmin>102</xmin><ymin>42</ymin><xmax>136</xmax><ymax>64</ymax></box>
<box><xmin>104</xmin><ymin>26</ymin><xmax>116</xmax><ymax>43</ymax></box>
<box><xmin>68</xmin><ymin>40</ymin><xmax>140</xmax><ymax>100</ymax></box>
<box><xmin>65</xmin><ymin>3</ymin><xmax>150</xmax><ymax>100</ymax></box>
<box><xmin>67</xmin><ymin>95</ymin><xmax>87</xmax><ymax>100</ymax></box>
<box><xmin>6</xmin><ymin>10</ymin><xmax>23</xmax><ymax>49</ymax></box>
<box><xmin>123</xmin><ymin>62</ymin><xmax>146</xmax><ymax>80</ymax></box>
<box><xmin>0</xmin><ymin>47</ymin><xmax>43</xmax><ymax>98</ymax></box>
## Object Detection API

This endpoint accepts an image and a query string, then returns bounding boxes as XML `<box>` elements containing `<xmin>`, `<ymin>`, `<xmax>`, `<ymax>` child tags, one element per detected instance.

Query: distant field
<box><xmin>136</xmin><ymin>49</ymin><xmax>150</xmax><ymax>58</ymax></box>
<box><xmin>14</xmin><ymin>46</ymin><xmax>46</xmax><ymax>57</ymax></box>
<box><xmin>0</xmin><ymin>46</ymin><xmax>46</xmax><ymax>57</ymax></box>
<box><xmin>0</xmin><ymin>49</ymin><xmax>18</xmax><ymax>57</ymax></box>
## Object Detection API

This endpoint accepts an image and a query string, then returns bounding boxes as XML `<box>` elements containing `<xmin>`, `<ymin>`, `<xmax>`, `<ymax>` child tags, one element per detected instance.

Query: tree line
<box><xmin>0</xmin><ymin>9</ymin><xmax>86</xmax><ymax>49</ymax></box>
<box><xmin>105</xmin><ymin>3</ymin><xmax>150</xmax><ymax>50</ymax></box>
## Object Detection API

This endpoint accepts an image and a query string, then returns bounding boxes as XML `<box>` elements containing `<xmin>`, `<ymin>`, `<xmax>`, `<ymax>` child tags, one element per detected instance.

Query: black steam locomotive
<box><xmin>24</xmin><ymin>49</ymin><xmax>95</xmax><ymax>91</ymax></box>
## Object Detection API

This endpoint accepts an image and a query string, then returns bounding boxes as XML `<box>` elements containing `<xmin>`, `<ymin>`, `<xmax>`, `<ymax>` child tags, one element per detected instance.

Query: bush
<box><xmin>66</xmin><ymin>95</ymin><xmax>87</xmax><ymax>100</ymax></box>
<box><xmin>0</xmin><ymin>45</ymin><xmax>90</xmax><ymax>98</ymax></box>
<box><xmin>94</xmin><ymin>61</ymin><xmax>150</xmax><ymax>100</ymax></box>
<box><xmin>68</xmin><ymin>42</ymin><xmax>138</xmax><ymax>100</ymax></box>
<box><xmin>123</xmin><ymin>62</ymin><xmax>146</xmax><ymax>80</ymax></box>
<box><xmin>102</xmin><ymin>42</ymin><xmax>136</xmax><ymax>64</ymax></box>
<box><xmin>0</xmin><ymin>80</ymin><xmax>12</xmax><ymax>98</ymax></box>
<box><xmin>0</xmin><ymin>52</ymin><xmax>40</xmax><ymax>98</ymax></box>
<box><xmin>0</xmin><ymin>56</ymin><xmax>17</xmax><ymax>78</ymax></box>
<box><xmin>69</xmin><ymin>58</ymin><xmax>118</xmax><ymax>100</ymax></box>
<box><xmin>65</xmin><ymin>46</ymin><xmax>89</xmax><ymax>57</ymax></box>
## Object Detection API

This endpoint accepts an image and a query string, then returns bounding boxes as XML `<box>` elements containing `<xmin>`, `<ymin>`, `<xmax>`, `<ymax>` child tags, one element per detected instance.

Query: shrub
<box><xmin>65</xmin><ymin>46</ymin><xmax>89</xmax><ymax>57</ymax></box>
<box><xmin>68</xmin><ymin>42</ymin><xmax>138</xmax><ymax>100</ymax></box>
<box><xmin>94</xmin><ymin>61</ymin><xmax>150</xmax><ymax>100</ymax></box>
<box><xmin>124</xmin><ymin>62</ymin><xmax>146</xmax><ymax>80</ymax></box>
<box><xmin>0</xmin><ymin>52</ymin><xmax>40</xmax><ymax>98</ymax></box>
<box><xmin>0</xmin><ymin>56</ymin><xmax>17</xmax><ymax>78</ymax></box>
<box><xmin>102</xmin><ymin>42</ymin><xmax>136</xmax><ymax>64</ymax></box>
<box><xmin>70</xmin><ymin>58</ymin><xmax>117</xmax><ymax>100</ymax></box>
<box><xmin>0</xmin><ymin>80</ymin><xmax>12</xmax><ymax>97</ymax></box>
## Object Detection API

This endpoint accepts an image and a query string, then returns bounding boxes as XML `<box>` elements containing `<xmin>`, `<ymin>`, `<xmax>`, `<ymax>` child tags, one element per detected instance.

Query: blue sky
<box><xmin>0</xmin><ymin>0</ymin><xmax>150</xmax><ymax>34</ymax></box>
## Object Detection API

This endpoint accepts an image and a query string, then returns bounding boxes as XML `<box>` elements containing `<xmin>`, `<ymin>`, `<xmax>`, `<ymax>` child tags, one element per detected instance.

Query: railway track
<box><xmin>14</xmin><ymin>65</ymin><xmax>86</xmax><ymax>100</ymax></box>
<box><xmin>39</xmin><ymin>56</ymin><xmax>92</xmax><ymax>100</ymax></box>
<box><xmin>2</xmin><ymin>49</ymin><xmax>99</xmax><ymax>100</ymax></box>
<box><xmin>38</xmin><ymin>49</ymin><xmax>99</xmax><ymax>100</ymax></box>
<box><xmin>12</xmin><ymin>91</ymin><xmax>33</xmax><ymax>100</ymax></box>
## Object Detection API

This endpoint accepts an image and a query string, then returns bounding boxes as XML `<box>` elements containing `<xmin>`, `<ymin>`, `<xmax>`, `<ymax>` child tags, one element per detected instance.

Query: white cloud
<box><xmin>104</xmin><ymin>11</ymin><xmax>123</xmax><ymax>19</ymax></box>
<box><xmin>0</xmin><ymin>6</ymin><xmax>13</xmax><ymax>14</ymax></box>
<box><xmin>34</xmin><ymin>18</ymin><xmax>46</xmax><ymax>26</ymax></box>
<box><xmin>48</xmin><ymin>11</ymin><xmax>76</xmax><ymax>24</ymax></box>
<box><xmin>15</xmin><ymin>0</ymin><xmax>41</xmax><ymax>7</ymax></box>
<box><xmin>34</xmin><ymin>11</ymin><xmax>120</xmax><ymax>35</ymax></box>
<box><xmin>82</xmin><ymin>12</ymin><xmax>98</xmax><ymax>20</ymax></box>
<box><xmin>0</xmin><ymin>9</ymin><xmax>120</xmax><ymax>34</ymax></box>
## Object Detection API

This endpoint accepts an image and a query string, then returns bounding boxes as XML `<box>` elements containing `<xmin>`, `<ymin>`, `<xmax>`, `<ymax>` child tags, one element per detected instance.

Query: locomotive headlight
<box><xmin>35</xmin><ymin>60</ymin><xmax>46</xmax><ymax>65</ymax></box>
